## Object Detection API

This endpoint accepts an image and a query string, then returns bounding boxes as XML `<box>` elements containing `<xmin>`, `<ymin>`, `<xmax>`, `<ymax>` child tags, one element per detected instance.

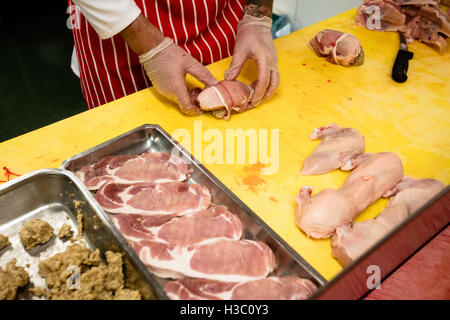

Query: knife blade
<box><xmin>392</xmin><ymin>31</ymin><xmax>414</xmax><ymax>83</ymax></box>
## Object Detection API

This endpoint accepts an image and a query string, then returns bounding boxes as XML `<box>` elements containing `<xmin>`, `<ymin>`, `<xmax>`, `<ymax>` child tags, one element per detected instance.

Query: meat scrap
<box><xmin>197</xmin><ymin>80</ymin><xmax>254</xmax><ymax>120</ymax></box>
<box><xmin>308</xmin><ymin>29</ymin><xmax>365</xmax><ymax>66</ymax></box>
<box><xmin>75</xmin><ymin>152</ymin><xmax>190</xmax><ymax>190</ymax></box>
<box><xmin>301</xmin><ymin>124</ymin><xmax>366</xmax><ymax>175</ymax></box>
<box><xmin>356</xmin><ymin>0</ymin><xmax>450</xmax><ymax>53</ymax></box>
<box><xmin>296</xmin><ymin>152</ymin><xmax>404</xmax><ymax>239</ymax></box>
<box><xmin>95</xmin><ymin>181</ymin><xmax>211</xmax><ymax>216</ymax></box>
<box><xmin>164</xmin><ymin>276</ymin><xmax>317</xmax><ymax>300</ymax></box>
<box><xmin>331</xmin><ymin>176</ymin><xmax>445</xmax><ymax>266</ymax></box>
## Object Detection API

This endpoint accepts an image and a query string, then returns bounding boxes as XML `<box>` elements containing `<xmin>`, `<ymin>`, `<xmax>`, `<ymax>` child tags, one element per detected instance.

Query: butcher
<box><xmin>68</xmin><ymin>0</ymin><xmax>280</xmax><ymax>115</ymax></box>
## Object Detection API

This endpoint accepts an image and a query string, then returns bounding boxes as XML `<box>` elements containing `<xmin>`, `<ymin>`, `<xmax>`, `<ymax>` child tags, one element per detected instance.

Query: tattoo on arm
<box><xmin>243</xmin><ymin>0</ymin><xmax>273</xmax><ymax>18</ymax></box>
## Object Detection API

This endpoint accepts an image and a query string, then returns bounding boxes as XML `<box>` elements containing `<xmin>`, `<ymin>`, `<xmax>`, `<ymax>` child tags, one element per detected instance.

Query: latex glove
<box><xmin>225</xmin><ymin>15</ymin><xmax>280</xmax><ymax>106</ymax></box>
<box><xmin>139</xmin><ymin>37</ymin><xmax>218</xmax><ymax>115</ymax></box>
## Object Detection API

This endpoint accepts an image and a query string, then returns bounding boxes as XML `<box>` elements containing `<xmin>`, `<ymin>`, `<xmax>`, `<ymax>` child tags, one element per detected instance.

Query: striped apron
<box><xmin>67</xmin><ymin>0</ymin><xmax>246</xmax><ymax>109</ymax></box>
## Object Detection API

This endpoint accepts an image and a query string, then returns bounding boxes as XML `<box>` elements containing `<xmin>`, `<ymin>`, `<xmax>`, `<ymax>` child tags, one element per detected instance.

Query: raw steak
<box><xmin>95</xmin><ymin>181</ymin><xmax>211</xmax><ymax>216</ymax></box>
<box><xmin>75</xmin><ymin>152</ymin><xmax>190</xmax><ymax>190</ymax></box>
<box><xmin>296</xmin><ymin>152</ymin><xmax>404</xmax><ymax>239</ymax></box>
<box><xmin>164</xmin><ymin>276</ymin><xmax>318</xmax><ymax>300</ymax></box>
<box><xmin>331</xmin><ymin>176</ymin><xmax>445</xmax><ymax>266</ymax></box>
<box><xmin>133</xmin><ymin>238</ymin><xmax>276</xmax><ymax>281</ymax></box>
<box><xmin>111</xmin><ymin>205</ymin><xmax>243</xmax><ymax>245</ymax></box>
<box><xmin>301</xmin><ymin>124</ymin><xmax>366</xmax><ymax>175</ymax></box>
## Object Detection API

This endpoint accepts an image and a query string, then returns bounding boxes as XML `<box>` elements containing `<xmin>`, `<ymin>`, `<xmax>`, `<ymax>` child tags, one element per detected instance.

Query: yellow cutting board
<box><xmin>0</xmin><ymin>9</ymin><xmax>449</xmax><ymax>280</ymax></box>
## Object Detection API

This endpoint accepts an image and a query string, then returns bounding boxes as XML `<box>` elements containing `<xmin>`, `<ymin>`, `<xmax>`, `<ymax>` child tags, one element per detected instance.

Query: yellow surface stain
<box><xmin>0</xmin><ymin>9</ymin><xmax>449</xmax><ymax>280</ymax></box>
<box><xmin>241</xmin><ymin>162</ymin><xmax>267</xmax><ymax>193</ymax></box>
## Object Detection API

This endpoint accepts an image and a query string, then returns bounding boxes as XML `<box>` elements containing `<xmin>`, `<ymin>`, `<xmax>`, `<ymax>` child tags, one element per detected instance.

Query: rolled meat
<box><xmin>197</xmin><ymin>80</ymin><xmax>254</xmax><ymax>120</ymax></box>
<box><xmin>308</xmin><ymin>29</ymin><xmax>365</xmax><ymax>67</ymax></box>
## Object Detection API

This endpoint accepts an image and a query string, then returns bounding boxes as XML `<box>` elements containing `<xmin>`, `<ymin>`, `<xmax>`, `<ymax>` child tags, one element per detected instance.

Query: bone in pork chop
<box><xmin>164</xmin><ymin>276</ymin><xmax>317</xmax><ymax>300</ymax></box>
<box><xmin>197</xmin><ymin>80</ymin><xmax>254</xmax><ymax>120</ymax></box>
<box><xmin>331</xmin><ymin>176</ymin><xmax>445</xmax><ymax>266</ymax></box>
<box><xmin>308</xmin><ymin>30</ymin><xmax>365</xmax><ymax>66</ymax></box>
<box><xmin>296</xmin><ymin>152</ymin><xmax>404</xmax><ymax>239</ymax></box>
<box><xmin>111</xmin><ymin>206</ymin><xmax>274</xmax><ymax>281</ymax></box>
<box><xmin>133</xmin><ymin>238</ymin><xmax>276</xmax><ymax>281</ymax></box>
<box><xmin>75</xmin><ymin>152</ymin><xmax>190</xmax><ymax>190</ymax></box>
<box><xmin>111</xmin><ymin>205</ymin><xmax>243</xmax><ymax>246</ymax></box>
<box><xmin>95</xmin><ymin>181</ymin><xmax>211</xmax><ymax>216</ymax></box>
<box><xmin>301</xmin><ymin>124</ymin><xmax>366</xmax><ymax>175</ymax></box>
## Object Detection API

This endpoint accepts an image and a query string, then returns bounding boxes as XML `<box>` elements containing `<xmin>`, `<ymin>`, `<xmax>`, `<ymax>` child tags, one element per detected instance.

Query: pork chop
<box><xmin>75</xmin><ymin>152</ymin><xmax>190</xmax><ymax>190</ymax></box>
<box><xmin>111</xmin><ymin>205</ymin><xmax>243</xmax><ymax>245</ymax></box>
<box><xmin>331</xmin><ymin>176</ymin><xmax>445</xmax><ymax>266</ymax></box>
<box><xmin>134</xmin><ymin>238</ymin><xmax>276</xmax><ymax>281</ymax></box>
<box><xmin>164</xmin><ymin>276</ymin><xmax>317</xmax><ymax>300</ymax></box>
<box><xmin>95</xmin><ymin>181</ymin><xmax>211</xmax><ymax>216</ymax></box>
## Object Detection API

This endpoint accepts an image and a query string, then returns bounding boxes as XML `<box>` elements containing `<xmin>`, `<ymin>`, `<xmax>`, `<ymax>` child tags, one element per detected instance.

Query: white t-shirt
<box><xmin>72</xmin><ymin>0</ymin><xmax>141</xmax><ymax>39</ymax></box>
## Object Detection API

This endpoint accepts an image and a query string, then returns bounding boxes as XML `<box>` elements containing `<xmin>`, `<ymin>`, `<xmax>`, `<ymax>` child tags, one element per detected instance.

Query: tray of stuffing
<box><xmin>0</xmin><ymin>168</ymin><xmax>165</xmax><ymax>300</ymax></box>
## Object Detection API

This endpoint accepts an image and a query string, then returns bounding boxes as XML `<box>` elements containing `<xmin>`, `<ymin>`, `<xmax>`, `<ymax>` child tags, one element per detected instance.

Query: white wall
<box><xmin>273</xmin><ymin>0</ymin><xmax>361</xmax><ymax>30</ymax></box>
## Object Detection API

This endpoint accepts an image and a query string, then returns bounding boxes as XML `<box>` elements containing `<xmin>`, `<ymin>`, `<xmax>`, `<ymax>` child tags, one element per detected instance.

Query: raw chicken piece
<box><xmin>197</xmin><ymin>80</ymin><xmax>254</xmax><ymax>120</ymax></box>
<box><xmin>331</xmin><ymin>177</ymin><xmax>445</xmax><ymax>266</ymax></box>
<box><xmin>301</xmin><ymin>124</ymin><xmax>365</xmax><ymax>175</ymax></box>
<box><xmin>308</xmin><ymin>30</ymin><xmax>365</xmax><ymax>66</ymax></box>
<box><xmin>296</xmin><ymin>152</ymin><xmax>404</xmax><ymax>239</ymax></box>
<box><xmin>95</xmin><ymin>181</ymin><xmax>211</xmax><ymax>216</ymax></box>
<box><xmin>384</xmin><ymin>176</ymin><xmax>446</xmax><ymax>213</ymax></box>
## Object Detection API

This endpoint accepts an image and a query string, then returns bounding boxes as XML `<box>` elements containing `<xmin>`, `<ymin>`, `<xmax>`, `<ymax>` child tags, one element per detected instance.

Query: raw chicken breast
<box><xmin>331</xmin><ymin>176</ymin><xmax>445</xmax><ymax>266</ymax></box>
<box><xmin>296</xmin><ymin>152</ymin><xmax>404</xmax><ymax>239</ymax></box>
<box><xmin>301</xmin><ymin>124</ymin><xmax>366</xmax><ymax>175</ymax></box>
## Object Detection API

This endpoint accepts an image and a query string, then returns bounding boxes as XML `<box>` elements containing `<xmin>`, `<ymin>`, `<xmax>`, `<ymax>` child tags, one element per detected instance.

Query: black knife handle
<box><xmin>392</xmin><ymin>50</ymin><xmax>414</xmax><ymax>83</ymax></box>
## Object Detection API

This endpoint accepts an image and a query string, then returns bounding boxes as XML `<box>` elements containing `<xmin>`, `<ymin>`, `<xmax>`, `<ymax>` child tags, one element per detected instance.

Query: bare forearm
<box><xmin>243</xmin><ymin>0</ymin><xmax>273</xmax><ymax>18</ymax></box>
<box><xmin>119</xmin><ymin>14</ymin><xmax>164</xmax><ymax>55</ymax></box>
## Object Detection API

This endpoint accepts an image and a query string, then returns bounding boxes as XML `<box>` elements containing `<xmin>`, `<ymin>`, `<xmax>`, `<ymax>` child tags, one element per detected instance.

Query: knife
<box><xmin>392</xmin><ymin>31</ymin><xmax>414</xmax><ymax>83</ymax></box>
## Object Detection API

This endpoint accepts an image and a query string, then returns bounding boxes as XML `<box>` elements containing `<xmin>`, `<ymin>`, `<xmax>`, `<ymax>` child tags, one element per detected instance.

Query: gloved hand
<box><xmin>225</xmin><ymin>15</ymin><xmax>280</xmax><ymax>107</ymax></box>
<box><xmin>139</xmin><ymin>37</ymin><xmax>218</xmax><ymax>115</ymax></box>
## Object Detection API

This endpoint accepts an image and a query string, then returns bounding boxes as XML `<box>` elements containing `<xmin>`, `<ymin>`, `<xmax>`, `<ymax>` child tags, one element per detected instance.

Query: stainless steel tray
<box><xmin>61</xmin><ymin>124</ymin><xmax>328</xmax><ymax>295</ymax></box>
<box><xmin>0</xmin><ymin>168</ymin><xmax>166</xmax><ymax>300</ymax></box>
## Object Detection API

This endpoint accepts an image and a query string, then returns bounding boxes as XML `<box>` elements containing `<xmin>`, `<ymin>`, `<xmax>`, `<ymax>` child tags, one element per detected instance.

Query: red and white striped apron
<box><xmin>68</xmin><ymin>0</ymin><xmax>246</xmax><ymax>109</ymax></box>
